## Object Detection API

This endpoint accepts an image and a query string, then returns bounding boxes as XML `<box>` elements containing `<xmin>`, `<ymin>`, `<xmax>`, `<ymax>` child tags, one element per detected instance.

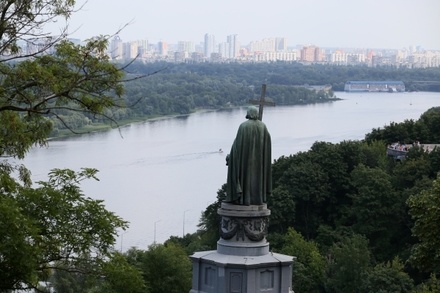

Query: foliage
<box><xmin>0</xmin><ymin>2</ymin><xmax>140</xmax><ymax>290</ymax></box>
<box><xmin>359</xmin><ymin>257</ymin><xmax>414</xmax><ymax>293</ymax></box>
<box><xmin>407</xmin><ymin>173</ymin><xmax>440</xmax><ymax>273</ymax></box>
<box><xmin>48</xmin><ymin>252</ymin><xmax>145</xmax><ymax>293</ymax></box>
<box><xmin>0</xmin><ymin>168</ymin><xmax>128</xmax><ymax>291</ymax></box>
<box><xmin>365</xmin><ymin>107</ymin><xmax>440</xmax><ymax>145</ymax></box>
<box><xmin>0</xmin><ymin>0</ymin><xmax>74</xmax><ymax>56</ymax></box>
<box><xmin>197</xmin><ymin>183</ymin><xmax>227</xmax><ymax>249</ymax></box>
<box><xmin>325</xmin><ymin>234</ymin><xmax>371</xmax><ymax>293</ymax></box>
<box><xmin>165</xmin><ymin>231</ymin><xmax>212</xmax><ymax>255</ymax></box>
<box><xmin>0</xmin><ymin>0</ymin><xmax>130</xmax><ymax>157</ymax></box>
<box><xmin>0</xmin><ymin>38</ymin><xmax>126</xmax><ymax>158</ymax></box>
<box><xmin>413</xmin><ymin>274</ymin><xmax>440</xmax><ymax>293</ymax></box>
<box><xmin>349</xmin><ymin>164</ymin><xmax>407</xmax><ymax>261</ymax></box>
<box><xmin>95</xmin><ymin>252</ymin><xmax>146</xmax><ymax>293</ymax></box>
<box><xmin>280</xmin><ymin>228</ymin><xmax>326</xmax><ymax>293</ymax></box>
<box><xmin>125</xmin><ymin>244</ymin><xmax>192</xmax><ymax>293</ymax></box>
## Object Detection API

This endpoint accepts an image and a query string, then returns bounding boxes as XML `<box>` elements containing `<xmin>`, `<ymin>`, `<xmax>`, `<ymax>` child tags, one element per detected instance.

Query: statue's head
<box><xmin>245</xmin><ymin>106</ymin><xmax>259</xmax><ymax>120</ymax></box>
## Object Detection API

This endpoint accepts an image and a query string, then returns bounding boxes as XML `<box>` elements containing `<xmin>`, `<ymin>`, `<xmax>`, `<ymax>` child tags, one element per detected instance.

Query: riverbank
<box><xmin>49</xmin><ymin>96</ymin><xmax>343</xmax><ymax>140</ymax></box>
<box><xmin>48</xmin><ymin>108</ymin><xmax>222</xmax><ymax>140</ymax></box>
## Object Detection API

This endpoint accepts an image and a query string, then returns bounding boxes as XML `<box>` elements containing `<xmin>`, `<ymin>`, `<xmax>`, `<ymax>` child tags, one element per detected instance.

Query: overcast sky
<box><xmin>55</xmin><ymin>0</ymin><xmax>440</xmax><ymax>50</ymax></box>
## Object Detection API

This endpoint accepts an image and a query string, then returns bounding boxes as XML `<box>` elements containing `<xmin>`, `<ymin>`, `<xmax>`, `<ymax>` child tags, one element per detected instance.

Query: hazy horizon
<box><xmin>52</xmin><ymin>0</ymin><xmax>440</xmax><ymax>50</ymax></box>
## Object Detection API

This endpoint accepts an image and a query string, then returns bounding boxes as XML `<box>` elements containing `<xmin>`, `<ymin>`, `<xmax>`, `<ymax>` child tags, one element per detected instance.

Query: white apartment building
<box><xmin>410</xmin><ymin>51</ymin><xmax>440</xmax><ymax>68</ymax></box>
<box><xmin>249</xmin><ymin>37</ymin><xmax>288</xmax><ymax>53</ymax></box>
<box><xmin>330</xmin><ymin>51</ymin><xmax>366</xmax><ymax>65</ymax></box>
<box><xmin>249</xmin><ymin>38</ymin><xmax>276</xmax><ymax>52</ymax></box>
<box><xmin>177</xmin><ymin>41</ymin><xmax>195</xmax><ymax>53</ymax></box>
<box><xmin>204</xmin><ymin>33</ymin><xmax>216</xmax><ymax>58</ymax></box>
<box><xmin>109</xmin><ymin>35</ymin><xmax>123</xmax><ymax>60</ymax></box>
<box><xmin>227</xmin><ymin>34</ymin><xmax>239</xmax><ymax>59</ymax></box>
<box><xmin>122</xmin><ymin>41</ymin><xmax>139</xmax><ymax>59</ymax></box>
<box><xmin>252</xmin><ymin>51</ymin><xmax>297</xmax><ymax>62</ymax></box>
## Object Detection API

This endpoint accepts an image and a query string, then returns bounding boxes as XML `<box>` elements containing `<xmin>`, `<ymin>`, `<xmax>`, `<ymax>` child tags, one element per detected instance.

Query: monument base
<box><xmin>189</xmin><ymin>250</ymin><xmax>293</xmax><ymax>293</ymax></box>
<box><xmin>189</xmin><ymin>203</ymin><xmax>295</xmax><ymax>293</ymax></box>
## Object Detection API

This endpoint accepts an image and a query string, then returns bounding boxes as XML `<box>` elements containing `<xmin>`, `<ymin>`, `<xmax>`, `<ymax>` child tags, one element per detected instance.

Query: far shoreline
<box><xmin>48</xmin><ymin>97</ymin><xmax>343</xmax><ymax>141</ymax></box>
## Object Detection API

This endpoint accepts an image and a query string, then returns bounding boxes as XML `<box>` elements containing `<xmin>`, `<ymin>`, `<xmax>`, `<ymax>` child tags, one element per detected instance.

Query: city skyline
<box><xmin>50</xmin><ymin>0</ymin><xmax>440</xmax><ymax>51</ymax></box>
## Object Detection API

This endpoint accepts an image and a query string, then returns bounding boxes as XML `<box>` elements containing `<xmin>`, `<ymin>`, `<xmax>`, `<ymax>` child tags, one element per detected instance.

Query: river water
<box><xmin>14</xmin><ymin>91</ymin><xmax>440</xmax><ymax>250</ymax></box>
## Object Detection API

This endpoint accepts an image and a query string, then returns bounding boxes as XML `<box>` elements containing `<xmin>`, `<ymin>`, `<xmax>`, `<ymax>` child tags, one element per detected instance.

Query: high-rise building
<box><xmin>177</xmin><ymin>41</ymin><xmax>195</xmax><ymax>53</ymax></box>
<box><xmin>275</xmin><ymin>37</ymin><xmax>287</xmax><ymax>51</ymax></box>
<box><xmin>109</xmin><ymin>36</ymin><xmax>123</xmax><ymax>60</ymax></box>
<box><xmin>300</xmin><ymin>45</ymin><xmax>324</xmax><ymax>62</ymax></box>
<box><xmin>158</xmin><ymin>41</ymin><xmax>168</xmax><ymax>56</ymax></box>
<box><xmin>218</xmin><ymin>42</ymin><xmax>228</xmax><ymax>58</ymax></box>
<box><xmin>122</xmin><ymin>41</ymin><xmax>139</xmax><ymax>59</ymax></box>
<box><xmin>134</xmin><ymin>39</ymin><xmax>148</xmax><ymax>58</ymax></box>
<box><xmin>204</xmin><ymin>33</ymin><xmax>216</xmax><ymax>58</ymax></box>
<box><xmin>249</xmin><ymin>38</ymin><xmax>275</xmax><ymax>52</ymax></box>
<box><xmin>227</xmin><ymin>34</ymin><xmax>239</xmax><ymax>59</ymax></box>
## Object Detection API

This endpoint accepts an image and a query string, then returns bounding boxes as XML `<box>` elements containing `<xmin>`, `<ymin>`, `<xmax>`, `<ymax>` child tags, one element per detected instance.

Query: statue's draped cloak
<box><xmin>226</xmin><ymin>118</ymin><xmax>272</xmax><ymax>205</ymax></box>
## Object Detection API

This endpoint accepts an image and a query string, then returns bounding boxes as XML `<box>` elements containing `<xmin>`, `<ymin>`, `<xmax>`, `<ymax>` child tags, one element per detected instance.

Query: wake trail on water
<box><xmin>117</xmin><ymin>150</ymin><xmax>225</xmax><ymax>167</ymax></box>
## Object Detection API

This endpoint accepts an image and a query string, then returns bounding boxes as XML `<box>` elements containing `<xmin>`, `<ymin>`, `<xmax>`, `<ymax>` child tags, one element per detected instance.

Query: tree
<box><xmin>359</xmin><ymin>258</ymin><xmax>414</xmax><ymax>293</ymax></box>
<box><xmin>94</xmin><ymin>252</ymin><xmax>146</xmax><ymax>293</ymax></box>
<box><xmin>1</xmin><ymin>1</ymin><xmax>127</xmax><ymax>159</ymax></box>
<box><xmin>349</xmin><ymin>164</ymin><xmax>405</xmax><ymax>261</ymax></box>
<box><xmin>0</xmin><ymin>168</ymin><xmax>129</xmax><ymax>291</ymax></box>
<box><xmin>407</xmin><ymin>173</ymin><xmax>440</xmax><ymax>273</ymax></box>
<box><xmin>0</xmin><ymin>1</ymin><xmax>135</xmax><ymax>290</ymax></box>
<box><xmin>126</xmin><ymin>244</ymin><xmax>192</xmax><ymax>293</ymax></box>
<box><xmin>413</xmin><ymin>274</ymin><xmax>440</xmax><ymax>293</ymax></box>
<box><xmin>325</xmin><ymin>234</ymin><xmax>371</xmax><ymax>293</ymax></box>
<box><xmin>48</xmin><ymin>252</ymin><xmax>145</xmax><ymax>293</ymax></box>
<box><xmin>271</xmin><ymin>153</ymin><xmax>331</xmax><ymax>238</ymax></box>
<box><xmin>280</xmin><ymin>228</ymin><xmax>326</xmax><ymax>293</ymax></box>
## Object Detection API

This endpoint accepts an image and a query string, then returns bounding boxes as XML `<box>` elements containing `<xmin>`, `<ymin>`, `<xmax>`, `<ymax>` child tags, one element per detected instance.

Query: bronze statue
<box><xmin>226</xmin><ymin>106</ymin><xmax>272</xmax><ymax>205</ymax></box>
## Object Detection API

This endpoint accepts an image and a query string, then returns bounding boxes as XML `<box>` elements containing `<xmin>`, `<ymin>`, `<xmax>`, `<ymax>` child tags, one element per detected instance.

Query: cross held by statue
<box><xmin>249</xmin><ymin>84</ymin><xmax>275</xmax><ymax>121</ymax></box>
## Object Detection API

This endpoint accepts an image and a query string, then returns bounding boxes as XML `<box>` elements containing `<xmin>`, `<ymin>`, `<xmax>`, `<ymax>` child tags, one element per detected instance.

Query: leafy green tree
<box><xmin>95</xmin><ymin>252</ymin><xmax>146</xmax><ymax>293</ymax></box>
<box><xmin>0</xmin><ymin>37</ymin><xmax>125</xmax><ymax>156</ymax></box>
<box><xmin>49</xmin><ymin>252</ymin><xmax>145</xmax><ymax>293</ymax></box>
<box><xmin>407</xmin><ymin>174</ymin><xmax>440</xmax><ymax>273</ymax></box>
<box><xmin>271</xmin><ymin>152</ymin><xmax>331</xmax><ymax>238</ymax></box>
<box><xmin>392</xmin><ymin>157</ymin><xmax>432</xmax><ymax>190</ymax></box>
<box><xmin>413</xmin><ymin>274</ymin><xmax>440</xmax><ymax>293</ymax></box>
<box><xmin>126</xmin><ymin>244</ymin><xmax>192</xmax><ymax>293</ymax></box>
<box><xmin>0</xmin><ymin>168</ymin><xmax>128</xmax><ymax>291</ymax></box>
<box><xmin>280</xmin><ymin>228</ymin><xmax>326</xmax><ymax>293</ymax></box>
<box><xmin>418</xmin><ymin>107</ymin><xmax>440</xmax><ymax>143</ymax></box>
<box><xmin>349</xmin><ymin>164</ymin><xmax>406</xmax><ymax>261</ymax></box>
<box><xmin>1</xmin><ymin>1</ymin><xmax>126</xmax><ymax>159</ymax></box>
<box><xmin>325</xmin><ymin>234</ymin><xmax>371</xmax><ymax>293</ymax></box>
<box><xmin>0</xmin><ymin>1</ymin><xmax>136</xmax><ymax>290</ymax></box>
<box><xmin>267</xmin><ymin>186</ymin><xmax>296</xmax><ymax>233</ymax></box>
<box><xmin>359</xmin><ymin>257</ymin><xmax>413</xmax><ymax>293</ymax></box>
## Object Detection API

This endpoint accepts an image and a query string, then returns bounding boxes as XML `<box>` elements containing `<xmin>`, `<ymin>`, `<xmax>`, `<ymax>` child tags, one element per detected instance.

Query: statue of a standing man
<box><xmin>226</xmin><ymin>106</ymin><xmax>272</xmax><ymax>205</ymax></box>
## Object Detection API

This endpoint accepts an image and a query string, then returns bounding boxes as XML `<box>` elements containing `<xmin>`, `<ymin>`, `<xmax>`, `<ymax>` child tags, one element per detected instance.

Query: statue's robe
<box><xmin>226</xmin><ymin>115</ymin><xmax>272</xmax><ymax>205</ymax></box>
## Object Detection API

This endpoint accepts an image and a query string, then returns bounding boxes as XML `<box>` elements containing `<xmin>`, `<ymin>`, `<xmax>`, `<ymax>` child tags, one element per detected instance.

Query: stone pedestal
<box><xmin>189</xmin><ymin>203</ymin><xmax>294</xmax><ymax>293</ymax></box>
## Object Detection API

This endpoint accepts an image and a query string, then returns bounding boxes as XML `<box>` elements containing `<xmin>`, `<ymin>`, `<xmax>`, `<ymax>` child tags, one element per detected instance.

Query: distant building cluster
<box><xmin>5</xmin><ymin>33</ymin><xmax>440</xmax><ymax>68</ymax></box>
<box><xmin>106</xmin><ymin>34</ymin><xmax>440</xmax><ymax>68</ymax></box>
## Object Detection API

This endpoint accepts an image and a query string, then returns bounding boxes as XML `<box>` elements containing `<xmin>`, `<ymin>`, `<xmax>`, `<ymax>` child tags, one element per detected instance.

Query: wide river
<box><xmin>15</xmin><ymin>91</ymin><xmax>440</xmax><ymax>250</ymax></box>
